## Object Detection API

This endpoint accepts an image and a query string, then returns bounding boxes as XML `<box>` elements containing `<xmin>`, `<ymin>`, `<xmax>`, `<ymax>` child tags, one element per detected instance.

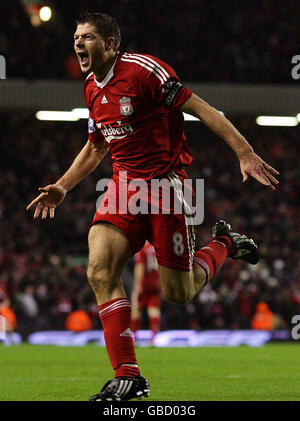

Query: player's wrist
<box><xmin>235</xmin><ymin>143</ymin><xmax>254</xmax><ymax>160</ymax></box>
<box><xmin>54</xmin><ymin>181</ymin><xmax>69</xmax><ymax>194</ymax></box>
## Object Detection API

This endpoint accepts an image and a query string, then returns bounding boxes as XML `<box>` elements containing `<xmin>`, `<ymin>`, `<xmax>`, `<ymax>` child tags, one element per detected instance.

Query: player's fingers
<box><xmin>262</xmin><ymin>168</ymin><xmax>279</xmax><ymax>186</ymax></box>
<box><xmin>242</xmin><ymin>172</ymin><xmax>248</xmax><ymax>183</ymax></box>
<box><xmin>251</xmin><ymin>170</ymin><xmax>273</xmax><ymax>188</ymax></box>
<box><xmin>262</xmin><ymin>161</ymin><xmax>279</xmax><ymax>175</ymax></box>
<box><xmin>34</xmin><ymin>202</ymin><xmax>43</xmax><ymax>219</ymax></box>
<box><xmin>38</xmin><ymin>186</ymin><xmax>50</xmax><ymax>193</ymax></box>
<box><xmin>49</xmin><ymin>208</ymin><xmax>55</xmax><ymax>219</ymax></box>
<box><xmin>33</xmin><ymin>207</ymin><xmax>40</xmax><ymax>219</ymax></box>
<box><xmin>260</xmin><ymin>174</ymin><xmax>275</xmax><ymax>190</ymax></box>
<box><xmin>27</xmin><ymin>197</ymin><xmax>41</xmax><ymax>210</ymax></box>
<box><xmin>42</xmin><ymin>206</ymin><xmax>49</xmax><ymax>220</ymax></box>
<box><xmin>26</xmin><ymin>192</ymin><xmax>48</xmax><ymax>210</ymax></box>
<box><xmin>240</xmin><ymin>167</ymin><xmax>248</xmax><ymax>182</ymax></box>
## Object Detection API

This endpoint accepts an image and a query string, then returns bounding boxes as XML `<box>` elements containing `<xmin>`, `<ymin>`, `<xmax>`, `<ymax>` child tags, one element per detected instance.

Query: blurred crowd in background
<box><xmin>1</xmin><ymin>113</ymin><xmax>299</xmax><ymax>338</ymax></box>
<box><xmin>0</xmin><ymin>0</ymin><xmax>299</xmax><ymax>83</ymax></box>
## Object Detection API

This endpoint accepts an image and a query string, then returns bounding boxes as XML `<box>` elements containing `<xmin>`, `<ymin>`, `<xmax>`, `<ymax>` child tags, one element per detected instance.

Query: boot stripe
<box><xmin>123</xmin><ymin>380</ymin><xmax>133</xmax><ymax>396</ymax></box>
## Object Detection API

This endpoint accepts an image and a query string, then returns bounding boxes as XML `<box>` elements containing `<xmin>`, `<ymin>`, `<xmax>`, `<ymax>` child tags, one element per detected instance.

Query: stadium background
<box><xmin>0</xmin><ymin>0</ymin><xmax>300</xmax><ymax>343</ymax></box>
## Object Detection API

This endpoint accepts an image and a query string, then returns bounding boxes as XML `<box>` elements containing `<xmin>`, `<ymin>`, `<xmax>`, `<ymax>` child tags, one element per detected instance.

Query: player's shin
<box><xmin>98</xmin><ymin>298</ymin><xmax>140</xmax><ymax>378</ymax></box>
<box><xmin>149</xmin><ymin>316</ymin><xmax>160</xmax><ymax>339</ymax></box>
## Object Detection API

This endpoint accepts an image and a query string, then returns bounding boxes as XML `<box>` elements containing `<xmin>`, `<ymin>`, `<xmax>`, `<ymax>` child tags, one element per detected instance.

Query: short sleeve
<box><xmin>134</xmin><ymin>248</ymin><xmax>146</xmax><ymax>264</ymax></box>
<box><xmin>87</xmin><ymin>110</ymin><xmax>104</xmax><ymax>144</ymax></box>
<box><xmin>134</xmin><ymin>55</ymin><xmax>192</xmax><ymax>109</ymax></box>
<box><xmin>84</xmin><ymin>77</ymin><xmax>104</xmax><ymax>144</ymax></box>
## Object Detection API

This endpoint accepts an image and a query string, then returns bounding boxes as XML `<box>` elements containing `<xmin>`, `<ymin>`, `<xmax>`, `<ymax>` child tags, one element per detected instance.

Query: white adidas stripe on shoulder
<box><xmin>125</xmin><ymin>53</ymin><xmax>170</xmax><ymax>79</ymax></box>
<box><xmin>121</xmin><ymin>53</ymin><xmax>169</xmax><ymax>85</ymax></box>
<box><xmin>123</xmin><ymin>53</ymin><xmax>170</xmax><ymax>80</ymax></box>
<box><xmin>121</xmin><ymin>57</ymin><xmax>166</xmax><ymax>84</ymax></box>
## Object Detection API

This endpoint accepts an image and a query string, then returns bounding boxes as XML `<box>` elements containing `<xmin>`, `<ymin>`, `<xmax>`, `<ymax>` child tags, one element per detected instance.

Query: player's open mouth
<box><xmin>78</xmin><ymin>52</ymin><xmax>90</xmax><ymax>66</ymax></box>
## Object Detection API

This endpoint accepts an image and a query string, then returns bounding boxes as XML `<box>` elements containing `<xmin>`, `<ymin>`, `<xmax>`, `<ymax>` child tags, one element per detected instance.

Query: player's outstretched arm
<box><xmin>181</xmin><ymin>93</ymin><xmax>279</xmax><ymax>190</ymax></box>
<box><xmin>27</xmin><ymin>139</ymin><xmax>108</xmax><ymax>219</ymax></box>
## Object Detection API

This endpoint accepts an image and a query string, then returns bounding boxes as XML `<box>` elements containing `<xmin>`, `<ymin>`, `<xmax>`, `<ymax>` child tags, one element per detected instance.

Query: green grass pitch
<box><xmin>0</xmin><ymin>343</ymin><xmax>300</xmax><ymax>401</ymax></box>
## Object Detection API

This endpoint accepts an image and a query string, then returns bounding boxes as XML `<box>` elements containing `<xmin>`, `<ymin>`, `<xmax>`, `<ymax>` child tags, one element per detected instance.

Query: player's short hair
<box><xmin>76</xmin><ymin>12</ymin><xmax>121</xmax><ymax>51</ymax></box>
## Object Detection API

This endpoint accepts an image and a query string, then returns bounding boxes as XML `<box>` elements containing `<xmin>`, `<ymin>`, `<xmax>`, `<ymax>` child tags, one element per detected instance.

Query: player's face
<box><xmin>74</xmin><ymin>23</ymin><xmax>110</xmax><ymax>74</ymax></box>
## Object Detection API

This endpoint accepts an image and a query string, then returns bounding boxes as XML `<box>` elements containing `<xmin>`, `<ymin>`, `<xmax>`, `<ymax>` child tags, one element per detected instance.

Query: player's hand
<box><xmin>26</xmin><ymin>183</ymin><xmax>67</xmax><ymax>219</ymax></box>
<box><xmin>239</xmin><ymin>151</ymin><xmax>279</xmax><ymax>190</ymax></box>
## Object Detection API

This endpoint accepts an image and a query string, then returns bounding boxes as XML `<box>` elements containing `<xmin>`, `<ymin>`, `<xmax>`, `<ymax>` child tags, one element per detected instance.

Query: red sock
<box><xmin>98</xmin><ymin>298</ymin><xmax>139</xmax><ymax>378</ymax></box>
<box><xmin>194</xmin><ymin>236</ymin><xmax>234</xmax><ymax>284</ymax></box>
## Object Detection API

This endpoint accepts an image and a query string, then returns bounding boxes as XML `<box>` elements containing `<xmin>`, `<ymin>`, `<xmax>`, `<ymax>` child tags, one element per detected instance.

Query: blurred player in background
<box><xmin>131</xmin><ymin>242</ymin><xmax>161</xmax><ymax>345</ymax></box>
<box><xmin>0</xmin><ymin>291</ymin><xmax>17</xmax><ymax>345</ymax></box>
<box><xmin>27</xmin><ymin>12</ymin><xmax>279</xmax><ymax>401</ymax></box>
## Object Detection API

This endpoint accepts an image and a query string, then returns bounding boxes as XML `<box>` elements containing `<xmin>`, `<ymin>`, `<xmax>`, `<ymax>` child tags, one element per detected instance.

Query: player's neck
<box><xmin>93</xmin><ymin>52</ymin><xmax>117</xmax><ymax>80</ymax></box>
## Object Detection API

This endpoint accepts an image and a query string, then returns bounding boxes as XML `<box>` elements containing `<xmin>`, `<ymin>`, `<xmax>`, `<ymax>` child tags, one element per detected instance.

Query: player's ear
<box><xmin>105</xmin><ymin>37</ymin><xmax>115</xmax><ymax>51</ymax></box>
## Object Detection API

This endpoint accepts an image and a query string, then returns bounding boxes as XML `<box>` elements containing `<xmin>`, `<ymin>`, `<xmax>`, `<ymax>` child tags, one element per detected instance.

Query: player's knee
<box><xmin>148</xmin><ymin>306</ymin><xmax>161</xmax><ymax>318</ymax></box>
<box><xmin>161</xmin><ymin>282</ymin><xmax>191</xmax><ymax>304</ymax></box>
<box><xmin>86</xmin><ymin>262</ymin><xmax>118</xmax><ymax>295</ymax></box>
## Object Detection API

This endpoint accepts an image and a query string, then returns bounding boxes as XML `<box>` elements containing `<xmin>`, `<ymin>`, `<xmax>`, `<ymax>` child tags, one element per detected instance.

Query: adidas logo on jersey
<box><xmin>120</xmin><ymin>328</ymin><xmax>133</xmax><ymax>338</ymax></box>
<box><xmin>101</xmin><ymin>95</ymin><xmax>108</xmax><ymax>104</ymax></box>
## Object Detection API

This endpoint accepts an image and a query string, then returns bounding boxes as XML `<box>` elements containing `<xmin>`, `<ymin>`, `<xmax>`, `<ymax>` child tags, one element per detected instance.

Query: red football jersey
<box><xmin>134</xmin><ymin>242</ymin><xmax>161</xmax><ymax>294</ymax></box>
<box><xmin>84</xmin><ymin>52</ymin><xmax>193</xmax><ymax>180</ymax></box>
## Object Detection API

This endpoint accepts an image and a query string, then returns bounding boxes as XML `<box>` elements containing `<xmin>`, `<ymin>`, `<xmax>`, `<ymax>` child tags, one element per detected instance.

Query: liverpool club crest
<box><xmin>120</xmin><ymin>97</ymin><xmax>134</xmax><ymax>116</ymax></box>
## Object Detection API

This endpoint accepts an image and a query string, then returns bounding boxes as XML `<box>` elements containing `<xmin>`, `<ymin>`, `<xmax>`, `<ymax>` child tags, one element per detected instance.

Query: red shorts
<box><xmin>138</xmin><ymin>292</ymin><xmax>161</xmax><ymax>310</ymax></box>
<box><xmin>91</xmin><ymin>168</ymin><xmax>196</xmax><ymax>271</ymax></box>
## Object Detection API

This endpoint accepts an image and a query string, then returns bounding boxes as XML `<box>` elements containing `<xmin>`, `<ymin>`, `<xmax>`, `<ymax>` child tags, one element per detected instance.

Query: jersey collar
<box><xmin>93</xmin><ymin>53</ymin><xmax>119</xmax><ymax>89</ymax></box>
